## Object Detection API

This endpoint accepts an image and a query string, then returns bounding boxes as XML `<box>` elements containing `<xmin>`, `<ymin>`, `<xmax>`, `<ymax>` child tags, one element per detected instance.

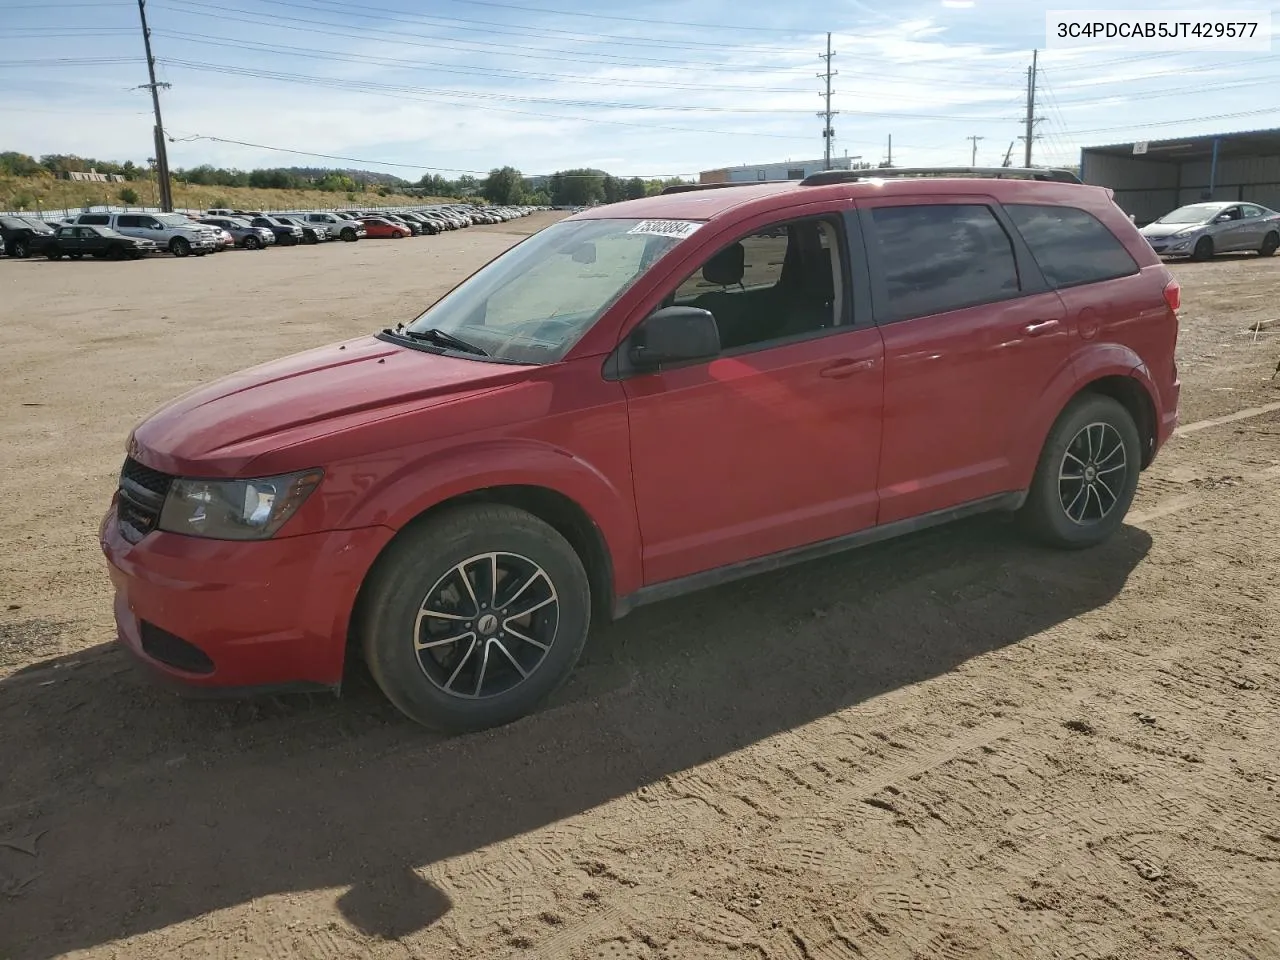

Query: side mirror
<box><xmin>629</xmin><ymin>306</ymin><xmax>720</xmax><ymax>369</ymax></box>
<box><xmin>1213</xmin><ymin>214</ymin><xmax>1231</xmax><ymax>223</ymax></box>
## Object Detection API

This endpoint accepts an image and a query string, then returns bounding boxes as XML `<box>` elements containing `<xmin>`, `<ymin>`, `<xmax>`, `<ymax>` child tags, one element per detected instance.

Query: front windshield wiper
<box><xmin>388</xmin><ymin>324</ymin><xmax>489</xmax><ymax>357</ymax></box>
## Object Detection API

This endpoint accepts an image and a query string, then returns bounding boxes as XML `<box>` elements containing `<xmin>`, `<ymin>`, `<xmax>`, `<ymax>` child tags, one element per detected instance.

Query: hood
<box><xmin>1140</xmin><ymin>222</ymin><xmax>1203</xmax><ymax>238</ymax></box>
<box><xmin>129</xmin><ymin>335</ymin><xmax>527</xmax><ymax>477</ymax></box>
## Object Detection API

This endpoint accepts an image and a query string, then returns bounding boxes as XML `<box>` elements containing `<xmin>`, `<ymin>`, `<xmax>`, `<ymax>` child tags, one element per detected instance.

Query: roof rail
<box><xmin>659</xmin><ymin>181</ymin><xmax>766</xmax><ymax>195</ymax></box>
<box><xmin>799</xmin><ymin>166</ymin><xmax>1082</xmax><ymax>186</ymax></box>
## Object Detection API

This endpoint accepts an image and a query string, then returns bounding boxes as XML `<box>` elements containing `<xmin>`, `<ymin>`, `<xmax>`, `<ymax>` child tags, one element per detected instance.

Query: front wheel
<box><xmin>46</xmin><ymin>250</ymin><xmax>62</xmax><ymax>260</ymax></box>
<box><xmin>1018</xmin><ymin>393</ymin><xmax>1141</xmax><ymax>549</ymax></box>
<box><xmin>243</xmin><ymin>235</ymin><xmax>262</xmax><ymax>250</ymax></box>
<box><xmin>341</xmin><ymin>227</ymin><xmax>357</xmax><ymax>242</ymax></box>
<box><xmin>1191</xmin><ymin>236</ymin><xmax>1214</xmax><ymax>261</ymax></box>
<box><xmin>170</xmin><ymin>237</ymin><xmax>191</xmax><ymax>257</ymax></box>
<box><xmin>1259</xmin><ymin>231</ymin><xmax>1279</xmax><ymax>257</ymax></box>
<box><xmin>358</xmin><ymin>504</ymin><xmax>592</xmax><ymax>733</ymax></box>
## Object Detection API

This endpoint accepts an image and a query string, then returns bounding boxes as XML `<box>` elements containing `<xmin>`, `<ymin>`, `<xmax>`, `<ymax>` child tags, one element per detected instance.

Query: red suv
<box><xmin>100</xmin><ymin>168</ymin><xmax>1180</xmax><ymax>732</ymax></box>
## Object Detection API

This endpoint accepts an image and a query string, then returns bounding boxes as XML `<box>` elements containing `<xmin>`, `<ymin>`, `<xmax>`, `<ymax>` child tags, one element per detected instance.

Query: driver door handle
<box><xmin>819</xmin><ymin>357</ymin><xmax>877</xmax><ymax>378</ymax></box>
<box><xmin>1023</xmin><ymin>319</ymin><xmax>1060</xmax><ymax>336</ymax></box>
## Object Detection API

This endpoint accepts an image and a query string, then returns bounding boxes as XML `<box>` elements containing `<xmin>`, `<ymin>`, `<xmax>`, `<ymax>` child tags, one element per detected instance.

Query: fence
<box><xmin>0</xmin><ymin>201</ymin><xmax>496</xmax><ymax>221</ymax></box>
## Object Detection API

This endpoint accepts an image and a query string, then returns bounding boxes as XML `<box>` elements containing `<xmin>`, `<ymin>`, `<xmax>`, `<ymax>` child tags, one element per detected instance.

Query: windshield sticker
<box><xmin>627</xmin><ymin>219</ymin><xmax>702</xmax><ymax>240</ymax></box>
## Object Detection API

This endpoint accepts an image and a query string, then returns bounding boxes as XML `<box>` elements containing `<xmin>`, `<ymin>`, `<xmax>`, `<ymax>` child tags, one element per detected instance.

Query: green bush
<box><xmin>118</xmin><ymin>186</ymin><xmax>139</xmax><ymax>205</ymax></box>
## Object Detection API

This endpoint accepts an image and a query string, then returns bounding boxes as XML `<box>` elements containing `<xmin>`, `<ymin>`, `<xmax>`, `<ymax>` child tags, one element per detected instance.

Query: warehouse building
<box><xmin>1079</xmin><ymin>127</ymin><xmax>1280</xmax><ymax>225</ymax></box>
<box><xmin>699</xmin><ymin>156</ymin><xmax>863</xmax><ymax>184</ymax></box>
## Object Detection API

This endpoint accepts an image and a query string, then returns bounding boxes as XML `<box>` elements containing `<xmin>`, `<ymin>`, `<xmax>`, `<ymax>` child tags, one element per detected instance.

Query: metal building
<box><xmin>699</xmin><ymin>156</ymin><xmax>860</xmax><ymax>184</ymax></box>
<box><xmin>1079</xmin><ymin>128</ymin><xmax>1280</xmax><ymax>225</ymax></box>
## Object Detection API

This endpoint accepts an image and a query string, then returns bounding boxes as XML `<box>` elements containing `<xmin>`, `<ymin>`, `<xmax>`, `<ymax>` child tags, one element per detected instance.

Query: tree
<box><xmin>624</xmin><ymin>177</ymin><xmax>646</xmax><ymax>201</ymax></box>
<box><xmin>118</xmin><ymin>187</ymin><xmax>139</xmax><ymax>205</ymax></box>
<box><xmin>548</xmin><ymin>168</ymin><xmax>605</xmax><ymax>206</ymax></box>
<box><xmin>455</xmin><ymin>175</ymin><xmax>479</xmax><ymax>195</ymax></box>
<box><xmin>0</xmin><ymin>152</ymin><xmax>43</xmax><ymax>177</ymax></box>
<box><xmin>482</xmin><ymin>166</ymin><xmax>524</xmax><ymax>204</ymax></box>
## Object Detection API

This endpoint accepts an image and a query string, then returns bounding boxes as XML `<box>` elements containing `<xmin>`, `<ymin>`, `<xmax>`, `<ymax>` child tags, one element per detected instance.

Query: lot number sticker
<box><xmin>627</xmin><ymin>219</ymin><xmax>702</xmax><ymax>240</ymax></box>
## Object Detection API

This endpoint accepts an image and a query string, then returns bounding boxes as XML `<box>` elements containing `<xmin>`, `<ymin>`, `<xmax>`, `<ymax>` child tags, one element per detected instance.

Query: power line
<box><xmin>157</xmin><ymin>57</ymin><xmax>1024</xmax><ymax>121</ymax></box>
<box><xmin>165</xmin><ymin>131</ymin><xmax>696</xmax><ymax>178</ymax></box>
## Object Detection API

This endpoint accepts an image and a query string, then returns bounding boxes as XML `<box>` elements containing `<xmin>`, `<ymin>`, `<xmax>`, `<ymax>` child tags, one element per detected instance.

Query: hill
<box><xmin>0</xmin><ymin>175</ymin><xmax>446</xmax><ymax>216</ymax></box>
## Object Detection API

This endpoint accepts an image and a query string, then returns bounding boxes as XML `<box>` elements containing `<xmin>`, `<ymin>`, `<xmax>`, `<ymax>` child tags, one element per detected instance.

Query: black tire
<box><xmin>170</xmin><ymin>236</ymin><xmax>191</xmax><ymax>257</ymax></box>
<box><xmin>244</xmin><ymin>235</ymin><xmax>261</xmax><ymax>250</ymax></box>
<box><xmin>359</xmin><ymin>504</ymin><xmax>591</xmax><ymax>733</ymax></box>
<box><xmin>1259</xmin><ymin>231</ymin><xmax>1279</xmax><ymax>257</ymax></box>
<box><xmin>1191</xmin><ymin>236</ymin><xmax>1214</xmax><ymax>261</ymax></box>
<box><xmin>303</xmin><ymin>233</ymin><xmax>318</xmax><ymax>245</ymax></box>
<box><xmin>46</xmin><ymin>249</ymin><xmax>61</xmax><ymax>260</ymax></box>
<box><xmin>1017</xmin><ymin>393</ymin><xmax>1142</xmax><ymax>550</ymax></box>
<box><xmin>11</xmin><ymin>239</ymin><xmax>28</xmax><ymax>258</ymax></box>
<box><xmin>341</xmin><ymin>227</ymin><xmax>357</xmax><ymax>242</ymax></box>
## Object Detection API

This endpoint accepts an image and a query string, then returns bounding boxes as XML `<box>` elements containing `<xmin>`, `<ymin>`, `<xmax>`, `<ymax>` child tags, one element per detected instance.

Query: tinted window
<box><xmin>80</xmin><ymin>215</ymin><xmax>110</xmax><ymax>225</ymax></box>
<box><xmin>1005</xmin><ymin>204</ymin><xmax>1139</xmax><ymax>288</ymax></box>
<box><xmin>116</xmin><ymin>215</ymin><xmax>144</xmax><ymax>228</ymax></box>
<box><xmin>868</xmin><ymin>204</ymin><xmax>1019</xmax><ymax>319</ymax></box>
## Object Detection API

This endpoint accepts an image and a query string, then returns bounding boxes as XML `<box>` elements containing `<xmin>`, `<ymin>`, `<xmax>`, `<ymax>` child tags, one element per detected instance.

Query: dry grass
<box><xmin>0</xmin><ymin>175</ymin><xmax>450</xmax><ymax>215</ymax></box>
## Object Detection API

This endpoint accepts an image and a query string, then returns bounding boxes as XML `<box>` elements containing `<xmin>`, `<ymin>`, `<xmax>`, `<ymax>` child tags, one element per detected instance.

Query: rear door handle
<box><xmin>1023</xmin><ymin>319</ymin><xmax>1060</xmax><ymax>336</ymax></box>
<box><xmin>819</xmin><ymin>357</ymin><xmax>877</xmax><ymax>378</ymax></box>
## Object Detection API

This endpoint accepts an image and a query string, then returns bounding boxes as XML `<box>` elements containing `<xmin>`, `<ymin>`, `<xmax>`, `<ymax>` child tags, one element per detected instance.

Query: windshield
<box><xmin>1158</xmin><ymin>203</ymin><xmax>1228</xmax><ymax>224</ymax></box>
<box><xmin>155</xmin><ymin>214</ymin><xmax>194</xmax><ymax>228</ymax></box>
<box><xmin>402</xmin><ymin>217</ymin><xmax>696</xmax><ymax>364</ymax></box>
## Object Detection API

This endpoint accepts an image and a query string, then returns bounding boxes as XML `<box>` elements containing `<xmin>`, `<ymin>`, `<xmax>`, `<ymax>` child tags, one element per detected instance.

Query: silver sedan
<box><xmin>1139</xmin><ymin>201</ymin><xmax>1280</xmax><ymax>260</ymax></box>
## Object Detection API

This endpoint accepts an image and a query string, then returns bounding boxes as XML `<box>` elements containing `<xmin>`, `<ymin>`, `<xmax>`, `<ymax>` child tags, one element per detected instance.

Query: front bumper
<box><xmin>100</xmin><ymin>502</ymin><xmax>395</xmax><ymax>692</ymax></box>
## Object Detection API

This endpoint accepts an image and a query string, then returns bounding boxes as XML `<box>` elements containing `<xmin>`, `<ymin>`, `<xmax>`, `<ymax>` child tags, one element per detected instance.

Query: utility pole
<box><xmin>817</xmin><ymin>33</ymin><xmax>838</xmax><ymax>170</ymax></box>
<box><xmin>1021</xmin><ymin>48</ymin><xmax>1041</xmax><ymax>168</ymax></box>
<box><xmin>967</xmin><ymin>135</ymin><xmax>984</xmax><ymax>166</ymax></box>
<box><xmin>885</xmin><ymin>134</ymin><xmax>893</xmax><ymax>167</ymax></box>
<box><xmin>136</xmin><ymin>0</ymin><xmax>173</xmax><ymax>211</ymax></box>
<box><xmin>1002</xmin><ymin>140</ymin><xmax>1015</xmax><ymax>167</ymax></box>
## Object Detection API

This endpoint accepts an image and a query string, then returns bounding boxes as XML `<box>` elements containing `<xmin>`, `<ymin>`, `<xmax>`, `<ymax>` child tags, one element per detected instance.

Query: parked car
<box><xmin>358</xmin><ymin>216</ymin><xmax>412</xmax><ymax>239</ymax></box>
<box><xmin>1</xmin><ymin>215</ymin><xmax>55</xmax><ymax>258</ymax></box>
<box><xmin>296</xmin><ymin>212</ymin><xmax>366</xmax><ymax>242</ymax></box>
<box><xmin>69</xmin><ymin>212</ymin><xmax>218</xmax><ymax>257</ymax></box>
<box><xmin>198</xmin><ymin>217</ymin><xmax>275</xmax><ymax>250</ymax></box>
<box><xmin>100</xmin><ymin>168</ymin><xmax>1180</xmax><ymax>734</ymax></box>
<box><xmin>1139</xmin><ymin>201</ymin><xmax>1280</xmax><ymax>260</ymax></box>
<box><xmin>249</xmin><ymin>216</ymin><xmax>305</xmax><ymax>246</ymax></box>
<box><xmin>44</xmin><ymin>224</ymin><xmax>158</xmax><ymax>260</ymax></box>
<box><xmin>396</xmin><ymin>212</ymin><xmax>441</xmax><ymax>235</ymax></box>
<box><xmin>273</xmin><ymin>216</ymin><xmax>330</xmax><ymax>243</ymax></box>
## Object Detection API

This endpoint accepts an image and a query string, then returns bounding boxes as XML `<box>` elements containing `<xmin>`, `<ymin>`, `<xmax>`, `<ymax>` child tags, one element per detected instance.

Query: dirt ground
<box><xmin>1</xmin><ymin>214</ymin><xmax>1278</xmax><ymax>960</ymax></box>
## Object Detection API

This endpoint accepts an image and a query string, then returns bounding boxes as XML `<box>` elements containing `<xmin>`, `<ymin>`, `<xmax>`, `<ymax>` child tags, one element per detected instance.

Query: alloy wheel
<box><xmin>413</xmin><ymin>552</ymin><xmax>558</xmax><ymax>699</ymax></box>
<box><xmin>1059</xmin><ymin>422</ymin><xmax>1128</xmax><ymax>525</ymax></box>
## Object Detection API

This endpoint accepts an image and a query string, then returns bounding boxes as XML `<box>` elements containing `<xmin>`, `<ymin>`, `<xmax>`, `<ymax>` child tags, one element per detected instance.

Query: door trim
<box><xmin>612</xmin><ymin>489</ymin><xmax>1026</xmax><ymax>618</ymax></box>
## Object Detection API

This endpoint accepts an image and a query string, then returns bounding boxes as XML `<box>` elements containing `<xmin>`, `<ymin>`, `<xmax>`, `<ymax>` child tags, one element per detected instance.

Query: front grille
<box><xmin>118</xmin><ymin>456</ymin><xmax>174</xmax><ymax>543</ymax></box>
<box><xmin>139</xmin><ymin>620</ymin><xmax>215</xmax><ymax>674</ymax></box>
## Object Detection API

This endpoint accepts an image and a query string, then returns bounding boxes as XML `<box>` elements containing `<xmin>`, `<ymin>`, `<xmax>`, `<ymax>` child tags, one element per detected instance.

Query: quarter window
<box><xmin>1005</xmin><ymin>203</ymin><xmax>1139</xmax><ymax>289</ymax></box>
<box><xmin>867</xmin><ymin>204</ymin><xmax>1019</xmax><ymax>320</ymax></box>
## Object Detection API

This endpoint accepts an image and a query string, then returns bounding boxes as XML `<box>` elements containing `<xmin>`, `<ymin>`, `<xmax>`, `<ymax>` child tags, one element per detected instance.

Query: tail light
<box><xmin>1163</xmin><ymin>277</ymin><xmax>1181</xmax><ymax>312</ymax></box>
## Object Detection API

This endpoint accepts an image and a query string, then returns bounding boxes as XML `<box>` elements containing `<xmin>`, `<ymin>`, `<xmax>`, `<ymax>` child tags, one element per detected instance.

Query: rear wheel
<box><xmin>11</xmin><ymin>239</ymin><xmax>29</xmax><ymax>258</ymax></box>
<box><xmin>1259</xmin><ymin>231</ymin><xmax>1279</xmax><ymax>257</ymax></box>
<box><xmin>1191</xmin><ymin>236</ymin><xmax>1214</xmax><ymax>261</ymax></box>
<box><xmin>1018</xmin><ymin>393</ymin><xmax>1142</xmax><ymax>549</ymax></box>
<box><xmin>169</xmin><ymin>237</ymin><xmax>191</xmax><ymax>257</ymax></box>
<box><xmin>359</xmin><ymin>504</ymin><xmax>592</xmax><ymax>733</ymax></box>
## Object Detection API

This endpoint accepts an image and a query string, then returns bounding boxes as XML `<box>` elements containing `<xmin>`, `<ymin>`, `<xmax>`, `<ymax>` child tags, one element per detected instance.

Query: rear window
<box><xmin>79</xmin><ymin>215</ymin><xmax>110</xmax><ymax>225</ymax></box>
<box><xmin>867</xmin><ymin>203</ymin><xmax>1020</xmax><ymax>320</ymax></box>
<box><xmin>1004</xmin><ymin>204</ymin><xmax>1139</xmax><ymax>288</ymax></box>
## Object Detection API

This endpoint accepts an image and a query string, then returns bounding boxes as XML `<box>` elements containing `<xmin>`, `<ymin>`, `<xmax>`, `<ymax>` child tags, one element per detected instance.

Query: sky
<box><xmin>2</xmin><ymin>0</ymin><xmax>1279</xmax><ymax>180</ymax></box>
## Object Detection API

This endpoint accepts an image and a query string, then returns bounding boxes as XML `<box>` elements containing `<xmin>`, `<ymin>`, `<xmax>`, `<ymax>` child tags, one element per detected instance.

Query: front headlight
<box><xmin>1173</xmin><ymin>227</ymin><xmax>1198</xmax><ymax>237</ymax></box>
<box><xmin>158</xmin><ymin>469</ymin><xmax>323</xmax><ymax>540</ymax></box>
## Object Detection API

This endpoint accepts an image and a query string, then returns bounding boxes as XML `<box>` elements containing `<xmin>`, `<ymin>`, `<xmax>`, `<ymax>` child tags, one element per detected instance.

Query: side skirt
<box><xmin>612</xmin><ymin>491</ymin><xmax>1026</xmax><ymax>618</ymax></box>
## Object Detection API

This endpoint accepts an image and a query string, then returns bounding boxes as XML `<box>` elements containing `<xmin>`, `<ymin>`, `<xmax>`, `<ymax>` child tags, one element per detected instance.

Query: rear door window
<box><xmin>866</xmin><ymin>203</ymin><xmax>1020</xmax><ymax>320</ymax></box>
<box><xmin>79</xmin><ymin>214</ymin><xmax>110</xmax><ymax>225</ymax></box>
<box><xmin>116</xmin><ymin>215</ymin><xmax>144</xmax><ymax>228</ymax></box>
<box><xmin>1004</xmin><ymin>204</ymin><xmax>1139</xmax><ymax>289</ymax></box>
